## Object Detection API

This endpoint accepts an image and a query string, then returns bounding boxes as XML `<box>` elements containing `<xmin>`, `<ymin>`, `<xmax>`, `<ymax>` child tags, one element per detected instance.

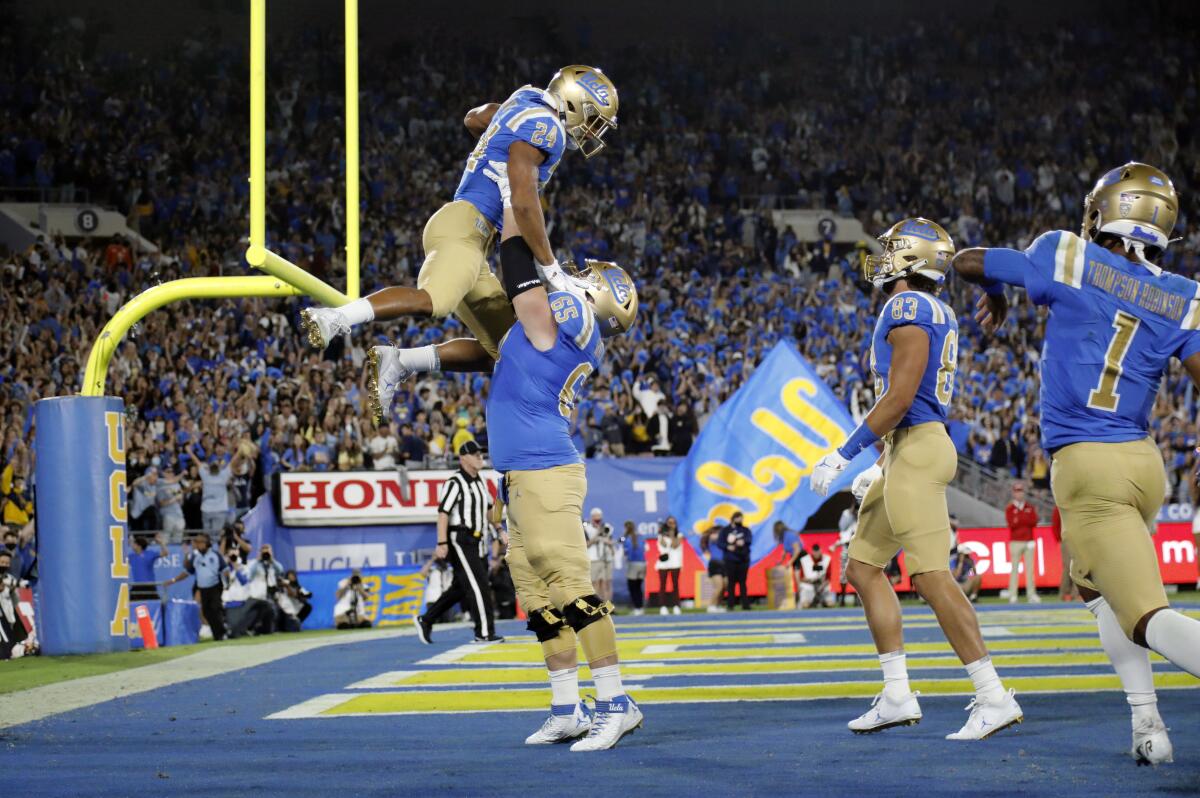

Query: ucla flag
<box><xmin>667</xmin><ymin>341</ymin><xmax>878</xmax><ymax>563</ymax></box>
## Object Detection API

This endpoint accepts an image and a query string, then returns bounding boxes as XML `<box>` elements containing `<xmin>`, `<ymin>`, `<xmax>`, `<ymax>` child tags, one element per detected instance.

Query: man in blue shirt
<box><xmin>620</xmin><ymin>522</ymin><xmax>646</xmax><ymax>616</ymax></box>
<box><xmin>954</xmin><ymin>162</ymin><xmax>1200</xmax><ymax>765</ymax></box>
<box><xmin>165</xmin><ymin>533</ymin><xmax>229</xmax><ymax>641</ymax></box>
<box><xmin>129</xmin><ymin>532</ymin><xmax>168</xmax><ymax>601</ymax></box>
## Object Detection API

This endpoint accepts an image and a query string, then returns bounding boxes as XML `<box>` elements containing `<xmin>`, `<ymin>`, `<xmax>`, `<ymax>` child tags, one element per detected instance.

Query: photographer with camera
<box><xmin>221</xmin><ymin>549</ymin><xmax>276</xmax><ymax>637</ymax></box>
<box><xmin>0</xmin><ymin>547</ymin><xmax>31</xmax><ymax>659</ymax></box>
<box><xmin>413</xmin><ymin>441</ymin><xmax>501</xmax><ymax>644</ymax></box>
<box><xmin>243</xmin><ymin>544</ymin><xmax>286</xmax><ymax>631</ymax></box>
<box><xmin>276</xmin><ymin>569</ymin><xmax>313</xmax><ymax>631</ymax></box>
<box><xmin>585</xmin><ymin>507</ymin><xmax>615</xmax><ymax>604</ymax></box>
<box><xmin>334</xmin><ymin>569</ymin><xmax>373</xmax><ymax>629</ymax></box>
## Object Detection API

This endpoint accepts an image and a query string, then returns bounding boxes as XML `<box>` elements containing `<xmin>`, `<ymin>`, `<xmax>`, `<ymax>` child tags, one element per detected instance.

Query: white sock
<box><xmin>1086</xmin><ymin>597</ymin><xmax>1159</xmax><ymax>722</ymax></box>
<box><xmin>590</xmin><ymin>664</ymin><xmax>624</xmax><ymax>701</ymax></box>
<box><xmin>548</xmin><ymin>666</ymin><xmax>580</xmax><ymax>707</ymax></box>
<box><xmin>965</xmin><ymin>656</ymin><xmax>1005</xmax><ymax>702</ymax></box>
<box><xmin>1145</xmin><ymin>609</ymin><xmax>1200</xmax><ymax>679</ymax></box>
<box><xmin>399</xmin><ymin>344</ymin><xmax>440</xmax><ymax>374</ymax></box>
<box><xmin>339</xmin><ymin>297</ymin><xmax>375</xmax><ymax>325</ymax></box>
<box><xmin>879</xmin><ymin>649</ymin><xmax>910</xmax><ymax>697</ymax></box>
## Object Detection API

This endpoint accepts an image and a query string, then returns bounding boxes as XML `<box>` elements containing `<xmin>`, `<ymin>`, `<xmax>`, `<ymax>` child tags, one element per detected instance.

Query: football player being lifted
<box><xmin>297</xmin><ymin>66</ymin><xmax>618</xmax><ymax>416</ymax></box>
<box><xmin>955</xmin><ymin>162</ymin><xmax>1200</xmax><ymax>765</ymax></box>
<box><xmin>388</xmin><ymin>248</ymin><xmax>641</xmax><ymax>750</ymax></box>
<box><xmin>811</xmin><ymin>218</ymin><xmax>1023</xmax><ymax>740</ymax></box>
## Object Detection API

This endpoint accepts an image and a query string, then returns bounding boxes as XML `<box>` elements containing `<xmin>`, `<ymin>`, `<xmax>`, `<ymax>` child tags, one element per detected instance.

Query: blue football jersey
<box><xmin>454</xmin><ymin>86</ymin><xmax>567</xmax><ymax>231</ymax></box>
<box><xmin>869</xmin><ymin>290</ymin><xmax>958</xmax><ymax>428</ymax></box>
<box><xmin>984</xmin><ymin>230</ymin><xmax>1200</xmax><ymax>451</ymax></box>
<box><xmin>486</xmin><ymin>291</ymin><xmax>605</xmax><ymax>472</ymax></box>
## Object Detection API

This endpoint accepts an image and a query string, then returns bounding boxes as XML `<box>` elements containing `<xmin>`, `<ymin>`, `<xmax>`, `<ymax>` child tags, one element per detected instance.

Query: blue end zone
<box><xmin>5</xmin><ymin>605</ymin><xmax>1198</xmax><ymax>797</ymax></box>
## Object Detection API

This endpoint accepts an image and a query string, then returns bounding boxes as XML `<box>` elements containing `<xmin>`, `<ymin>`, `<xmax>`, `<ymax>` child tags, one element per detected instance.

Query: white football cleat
<box><xmin>848</xmin><ymin>690</ymin><xmax>922</xmax><ymax>734</ymax></box>
<box><xmin>1132</xmin><ymin>716</ymin><xmax>1173</xmax><ymax>766</ymax></box>
<box><xmin>946</xmin><ymin>688</ymin><xmax>1023</xmax><ymax>740</ymax></box>
<box><xmin>366</xmin><ymin>346</ymin><xmax>411</xmax><ymax>426</ymax></box>
<box><xmin>525</xmin><ymin>702</ymin><xmax>593</xmax><ymax>745</ymax></box>
<box><xmin>299</xmin><ymin>306</ymin><xmax>351</xmax><ymax>350</ymax></box>
<box><xmin>570</xmin><ymin>695</ymin><xmax>643</xmax><ymax>752</ymax></box>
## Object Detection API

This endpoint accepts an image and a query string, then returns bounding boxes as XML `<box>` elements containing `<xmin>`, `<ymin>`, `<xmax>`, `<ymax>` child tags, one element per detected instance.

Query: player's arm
<box><xmin>810</xmin><ymin>325</ymin><xmax>929</xmax><ymax>496</ymax></box>
<box><xmin>464</xmin><ymin>102</ymin><xmax>499</xmax><ymax>138</ymax></box>
<box><xmin>502</xmin><ymin>140</ymin><xmax>557</xmax><ymax>351</ymax></box>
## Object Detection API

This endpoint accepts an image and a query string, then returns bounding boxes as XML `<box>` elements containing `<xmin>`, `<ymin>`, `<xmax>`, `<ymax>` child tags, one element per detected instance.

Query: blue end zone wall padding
<box><xmin>34</xmin><ymin>396</ymin><xmax>131</xmax><ymax>655</ymax></box>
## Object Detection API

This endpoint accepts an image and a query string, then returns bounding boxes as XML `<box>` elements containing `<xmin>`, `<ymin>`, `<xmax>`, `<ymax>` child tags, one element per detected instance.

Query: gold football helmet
<box><xmin>570</xmin><ymin>260</ymin><xmax>638</xmax><ymax>336</ymax></box>
<box><xmin>1082</xmin><ymin>162</ymin><xmax>1178</xmax><ymax>253</ymax></box>
<box><xmin>862</xmin><ymin>218</ymin><xmax>955</xmax><ymax>289</ymax></box>
<box><xmin>546</xmin><ymin>65</ymin><xmax>618</xmax><ymax>158</ymax></box>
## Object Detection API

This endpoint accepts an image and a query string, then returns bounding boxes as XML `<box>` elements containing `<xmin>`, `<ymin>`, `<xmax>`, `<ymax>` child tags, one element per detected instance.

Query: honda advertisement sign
<box><xmin>277</xmin><ymin>470</ymin><xmax>500</xmax><ymax>526</ymax></box>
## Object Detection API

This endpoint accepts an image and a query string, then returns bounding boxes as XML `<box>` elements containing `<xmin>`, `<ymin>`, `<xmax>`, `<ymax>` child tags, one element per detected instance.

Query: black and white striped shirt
<box><xmin>438</xmin><ymin>469</ymin><xmax>490</xmax><ymax>534</ymax></box>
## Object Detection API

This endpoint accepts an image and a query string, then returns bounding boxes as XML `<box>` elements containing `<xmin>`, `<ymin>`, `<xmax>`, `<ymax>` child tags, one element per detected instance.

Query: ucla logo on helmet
<box><xmin>604</xmin><ymin>269</ymin><xmax>632</xmax><ymax>304</ymax></box>
<box><xmin>577</xmin><ymin>72</ymin><xmax>612</xmax><ymax>107</ymax></box>
<box><xmin>898</xmin><ymin>219</ymin><xmax>939</xmax><ymax>241</ymax></box>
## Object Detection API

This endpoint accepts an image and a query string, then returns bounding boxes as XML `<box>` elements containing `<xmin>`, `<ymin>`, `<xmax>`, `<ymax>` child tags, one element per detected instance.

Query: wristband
<box><xmin>837</xmin><ymin>421</ymin><xmax>880</xmax><ymax>460</ymax></box>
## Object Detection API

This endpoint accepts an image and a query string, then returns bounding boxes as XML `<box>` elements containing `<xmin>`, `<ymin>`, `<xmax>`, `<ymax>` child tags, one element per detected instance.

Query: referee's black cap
<box><xmin>458</xmin><ymin>440</ymin><xmax>481</xmax><ymax>456</ymax></box>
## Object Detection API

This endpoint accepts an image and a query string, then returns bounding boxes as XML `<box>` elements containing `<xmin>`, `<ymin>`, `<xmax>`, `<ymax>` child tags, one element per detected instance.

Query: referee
<box><xmin>415</xmin><ymin>441</ymin><xmax>503</xmax><ymax>644</ymax></box>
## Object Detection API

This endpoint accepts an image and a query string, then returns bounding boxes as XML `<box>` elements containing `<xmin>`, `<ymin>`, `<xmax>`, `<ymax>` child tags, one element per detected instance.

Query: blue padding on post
<box><xmin>34</xmin><ymin>396</ymin><xmax>132</xmax><ymax>655</ymax></box>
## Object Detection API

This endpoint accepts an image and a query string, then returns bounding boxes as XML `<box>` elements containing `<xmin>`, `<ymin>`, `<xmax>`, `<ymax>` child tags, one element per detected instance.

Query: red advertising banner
<box><xmin>643</xmin><ymin>524</ymin><xmax>1199</xmax><ymax>599</ymax></box>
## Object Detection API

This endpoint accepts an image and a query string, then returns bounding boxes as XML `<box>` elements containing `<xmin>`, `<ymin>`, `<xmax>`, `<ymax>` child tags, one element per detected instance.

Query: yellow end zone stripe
<box><xmin>370</xmin><ymin>653</ymin><xmax>1129</xmax><ymax>687</ymax></box>
<box><xmin>454</xmin><ymin>636</ymin><xmax>1106</xmax><ymax>665</ymax></box>
<box><xmin>316</xmin><ymin>673</ymin><xmax>1200</xmax><ymax>716</ymax></box>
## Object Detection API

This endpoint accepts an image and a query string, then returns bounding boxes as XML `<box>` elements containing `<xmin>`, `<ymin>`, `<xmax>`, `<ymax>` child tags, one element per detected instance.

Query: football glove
<box><xmin>810</xmin><ymin>450</ymin><xmax>851</xmax><ymax>497</ymax></box>
<box><xmin>851</xmin><ymin>463</ymin><xmax>883</xmax><ymax>501</ymax></box>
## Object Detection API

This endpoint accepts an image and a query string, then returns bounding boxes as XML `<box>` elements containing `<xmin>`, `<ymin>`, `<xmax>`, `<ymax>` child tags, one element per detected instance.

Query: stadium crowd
<box><xmin>3</xmin><ymin>13</ymin><xmax>1200</xmax><ymax>540</ymax></box>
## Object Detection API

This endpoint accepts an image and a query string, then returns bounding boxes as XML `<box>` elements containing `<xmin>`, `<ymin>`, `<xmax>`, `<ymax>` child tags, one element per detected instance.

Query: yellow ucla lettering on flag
<box><xmin>667</xmin><ymin>342</ymin><xmax>877</xmax><ymax>562</ymax></box>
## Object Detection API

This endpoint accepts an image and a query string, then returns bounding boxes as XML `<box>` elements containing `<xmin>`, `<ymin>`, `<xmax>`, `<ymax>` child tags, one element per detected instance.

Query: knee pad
<box><xmin>562</xmin><ymin>594</ymin><xmax>614</xmax><ymax>632</ymax></box>
<box><xmin>526</xmin><ymin>605</ymin><xmax>567</xmax><ymax>643</ymax></box>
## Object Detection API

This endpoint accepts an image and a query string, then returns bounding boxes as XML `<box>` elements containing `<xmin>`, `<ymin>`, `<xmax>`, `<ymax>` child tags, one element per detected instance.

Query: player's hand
<box><xmin>536</xmin><ymin>260</ymin><xmax>590</xmax><ymax>301</ymax></box>
<box><xmin>974</xmin><ymin>292</ymin><xmax>1008</xmax><ymax>332</ymax></box>
<box><xmin>482</xmin><ymin>160</ymin><xmax>511</xmax><ymax>206</ymax></box>
<box><xmin>434</xmin><ymin>543</ymin><xmax>449</xmax><ymax>561</ymax></box>
<box><xmin>851</xmin><ymin>463</ymin><xmax>882</xmax><ymax>501</ymax></box>
<box><xmin>810</xmin><ymin>450</ymin><xmax>851</xmax><ymax>497</ymax></box>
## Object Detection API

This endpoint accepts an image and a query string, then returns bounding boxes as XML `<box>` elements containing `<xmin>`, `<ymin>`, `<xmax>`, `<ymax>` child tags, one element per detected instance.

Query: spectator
<box><xmin>668</xmin><ymin>401</ymin><xmax>698</xmax><ymax>456</ymax></box>
<box><xmin>1005</xmin><ymin>481</ymin><xmax>1040</xmax><ymax>604</ymax></box>
<box><xmin>585</xmin><ymin>508</ymin><xmax>616</xmax><ymax>604</ymax></box>
<box><xmin>3</xmin><ymin>528</ymin><xmax>26</xmax><ymax>580</ymax></box>
<box><xmin>797</xmin><ymin>543</ymin><xmax>836</xmax><ymax>608</ymax></box>
<box><xmin>195</xmin><ymin>448</ymin><xmax>241</xmax><ymax>531</ymax></box>
<box><xmin>950</xmin><ymin>545</ymin><xmax>982</xmax><ymax>602</ymax></box>
<box><xmin>334</xmin><ymin>569</ymin><xmax>373</xmax><ymax>628</ymax></box>
<box><xmin>128</xmin><ymin>532</ymin><xmax>168</xmax><ymax>601</ymax></box>
<box><xmin>620</xmin><ymin>520</ymin><xmax>646</xmax><ymax>615</ymax></box>
<box><xmin>400</xmin><ymin>423</ymin><xmax>427</xmax><ymax>465</ymax></box>
<box><xmin>156</xmin><ymin>466</ymin><xmax>186</xmax><ymax>533</ymax></box>
<box><xmin>649</xmin><ymin>400</ymin><xmax>672</xmax><ymax>456</ymax></box>
<box><xmin>164</xmin><ymin>532</ymin><xmax>229</xmax><ymax>640</ymax></box>
<box><xmin>655</xmin><ymin>517</ymin><xmax>683</xmax><ymax>615</ymax></box>
<box><xmin>369</xmin><ymin>425</ymin><xmax>399</xmax><ymax>470</ymax></box>
<box><xmin>128</xmin><ymin>468</ymin><xmax>161</xmax><ymax>531</ymax></box>
<box><xmin>1</xmin><ymin>472</ymin><xmax>34</xmax><ymax>528</ymax></box>
<box><xmin>720</xmin><ymin>511</ymin><xmax>752</xmax><ymax>611</ymax></box>
<box><xmin>699</xmin><ymin>524</ymin><xmax>727</xmax><ymax>613</ymax></box>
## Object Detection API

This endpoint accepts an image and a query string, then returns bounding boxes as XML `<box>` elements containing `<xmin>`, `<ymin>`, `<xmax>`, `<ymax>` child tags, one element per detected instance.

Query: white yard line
<box><xmin>0</xmin><ymin>627</ymin><xmax>414</xmax><ymax>729</ymax></box>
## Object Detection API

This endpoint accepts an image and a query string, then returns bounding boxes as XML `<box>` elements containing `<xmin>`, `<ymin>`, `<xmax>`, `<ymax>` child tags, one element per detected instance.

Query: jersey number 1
<box><xmin>1087</xmin><ymin>310</ymin><xmax>1140</xmax><ymax>412</ymax></box>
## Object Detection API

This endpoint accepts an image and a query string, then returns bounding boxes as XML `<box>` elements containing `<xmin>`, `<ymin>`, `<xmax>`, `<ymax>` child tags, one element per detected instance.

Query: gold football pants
<box><xmin>849</xmin><ymin>422</ymin><xmax>958</xmax><ymax>576</ymax></box>
<box><xmin>417</xmin><ymin>200</ymin><xmax>514</xmax><ymax>359</ymax></box>
<box><xmin>1051</xmin><ymin>437</ymin><xmax>1168</xmax><ymax>637</ymax></box>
